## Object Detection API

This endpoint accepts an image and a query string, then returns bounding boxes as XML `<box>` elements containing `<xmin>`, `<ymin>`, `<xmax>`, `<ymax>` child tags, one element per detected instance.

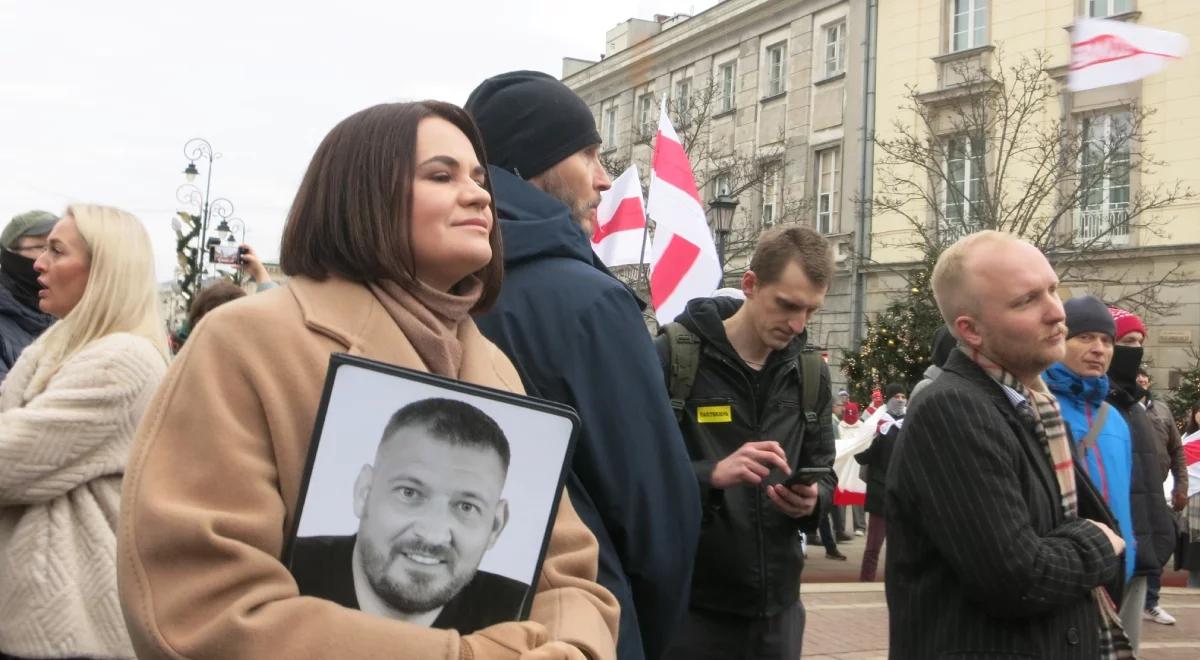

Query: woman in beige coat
<box><xmin>118</xmin><ymin>101</ymin><xmax>619</xmax><ymax>660</ymax></box>
<box><xmin>0</xmin><ymin>205</ymin><xmax>169</xmax><ymax>659</ymax></box>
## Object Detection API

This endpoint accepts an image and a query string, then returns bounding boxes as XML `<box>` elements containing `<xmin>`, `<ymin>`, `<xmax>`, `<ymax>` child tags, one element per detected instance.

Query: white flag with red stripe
<box><xmin>646</xmin><ymin>102</ymin><xmax>721</xmax><ymax>323</ymax></box>
<box><xmin>591</xmin><ymin>165</ymin><xmax>648</xmax><ymax>268</ymax></box>
<box><xmin>1069</xmin><ymin>18</ymin><xmax>1187</xmax><ymax>92</ymax></box>
<box><xmin>832</xmin><ymin>406</ymin><xmax>889</xmax><ymax>506</ymax></box>
<box><xmin>1165</xmin><ymin>430</ymin><xmax>1200</xmax><ymax>500</ymax></box>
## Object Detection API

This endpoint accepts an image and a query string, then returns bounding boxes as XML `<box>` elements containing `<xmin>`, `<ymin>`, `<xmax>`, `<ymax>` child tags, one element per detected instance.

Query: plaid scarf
<box><xmin>961</xmin><ymin>347</ymin><xmax>1135</xmax><ymax>659</ymax></box>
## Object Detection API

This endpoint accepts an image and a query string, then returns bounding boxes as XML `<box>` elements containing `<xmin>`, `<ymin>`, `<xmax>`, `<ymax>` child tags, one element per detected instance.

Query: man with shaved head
<box><xmin>885</xmin><ymin>231</ymin><xmax>1129</xmax><ymax>658</ymax></box>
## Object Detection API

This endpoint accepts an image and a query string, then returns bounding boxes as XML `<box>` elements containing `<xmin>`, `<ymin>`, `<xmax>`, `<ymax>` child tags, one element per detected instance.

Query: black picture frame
<box><xmin>282</xmin><ymin>353</ymin><xmax>579</xmax><ymax>632</ymax></box>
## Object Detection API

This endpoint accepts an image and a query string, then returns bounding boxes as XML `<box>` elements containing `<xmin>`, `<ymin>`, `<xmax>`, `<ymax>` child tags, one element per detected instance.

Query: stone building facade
<box><xmin>563</xmin><ymin>0</ymin><xmax>871</xmax><ymax>360</ymax></box>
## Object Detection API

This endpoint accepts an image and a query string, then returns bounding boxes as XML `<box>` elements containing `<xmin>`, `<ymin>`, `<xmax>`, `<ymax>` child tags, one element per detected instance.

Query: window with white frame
<box><xmin>766</xmin><ymin>42</ymin><xmax>787</xmax><ymax>97</ymax></box>
<box><xmin>674</xmin><ymin>77</ymin><xmax>692</xmax><ymax>117</ymax></box>
<box><xmin>1079</xmin><ymin>111</ymin><xmax>1132</xmax><ymax>242</ymax></box>
<box><xmin>718</xmin><ymin>62</ymin><xmax>737</xmax><ymax>113</ymax></box>
<box><xmin>1089</xmin><ymin>0</ymin><xmax>1133</xmax><ymax>17</ymax></box>
<box><xmin>761</xmin><ymin>163</ymin><xmax>781</xmax><ymax>226</ymax></box>
<box><xmin>603</xmin><ymin>103</ymin><xmax>618</xmax><ymax>147</ymax></box>
<box><xmin>714</xmin><ymin>173</ymin><xmax>733</xmax><ymax>197</ymax></box>
<box><xmin>950</xmin><ymin>0</ymin><xmax>988</xmax><ymax>52</ymax></box>
<box><xmin>1081</xmin><ymin>111</ymin><xmax>1131</xmax><ymax>208</ymax></box>
<box><xmin>637</xmin><ymin>93</ymin><xmax>654</xmax><ymax>138</ymax></box>
<box><xmin>824</xmin><ymin>22</ymin><xmax>846</xmax><ymax>78</ymax></box>
<box><xmin>816</xmin><ymin>147</ymin><xmax>840</xmax><ymax>234</ymax></box>
<box><xmin>943</xmin><ymin>135</ymin><xmax>984</xmax><ymax>231</ymax></box>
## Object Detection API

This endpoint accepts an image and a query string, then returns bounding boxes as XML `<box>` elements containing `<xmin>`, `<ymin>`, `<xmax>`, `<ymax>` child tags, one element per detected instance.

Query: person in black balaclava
<box><xmin>0</xmin><ymin>210</ymin><xmax>58</xmax><ymax>382</ymax></box>
<box><xmin>1105</xmin><ymin>305</ymin><xmax>1177</xmax><ymax>650</ymax></box>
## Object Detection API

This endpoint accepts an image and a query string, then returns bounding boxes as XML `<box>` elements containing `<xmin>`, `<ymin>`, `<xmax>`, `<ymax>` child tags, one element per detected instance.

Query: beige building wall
<box><xmin>870</xmin><ymin>0</ymin><xmax>1200</xmax><ymax>386</ymax></box>
<box><xmin>563</xmin><ymin>0</ymin><xmax>869</xmax><ymax>355</ymax></box>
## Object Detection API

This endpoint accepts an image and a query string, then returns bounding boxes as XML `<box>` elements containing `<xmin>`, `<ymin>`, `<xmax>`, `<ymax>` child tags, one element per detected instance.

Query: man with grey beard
<box><xmin>289</xmin><ymin>398</ymin><xmax>527</xmax><ymax>634</ymax></box>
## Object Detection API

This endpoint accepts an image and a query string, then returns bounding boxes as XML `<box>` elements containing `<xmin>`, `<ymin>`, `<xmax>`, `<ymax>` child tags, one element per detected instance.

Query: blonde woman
<box><xmin>0</xmin><ymin>204</ymin><xmax>169</xmax><ymax>660</ymax></box>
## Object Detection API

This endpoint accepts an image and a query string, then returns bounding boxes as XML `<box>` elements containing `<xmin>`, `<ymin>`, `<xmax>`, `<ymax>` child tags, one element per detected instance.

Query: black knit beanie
<box><xmin>464</xmin><ymin>70</ymin><xmax>602</xmax><ymax>180</ymax></box>
<box><xmin>1063</xmin><ymin>295</ymin><xmax>1115</xmax><ymax>339</ymax></box>
<box><xmin>884</xmin><ymin>383</ymin><xmax>906</xmax><ymax>401</ymax></box>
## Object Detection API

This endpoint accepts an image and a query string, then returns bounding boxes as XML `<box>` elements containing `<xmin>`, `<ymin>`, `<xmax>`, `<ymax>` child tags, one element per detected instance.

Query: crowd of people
<box><xmin>0</xmin><ymin>71</ymin><xmax>1197</xmax><ymax>660</ymax></box>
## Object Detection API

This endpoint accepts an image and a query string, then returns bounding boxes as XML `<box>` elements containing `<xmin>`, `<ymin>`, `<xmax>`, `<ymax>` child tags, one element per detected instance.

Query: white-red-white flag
<box><xmin>1069</xmin><ymin>18</ymin><xmax>1187</xmax><ymax>92</ymax></box>
<box><xmin>1165</xmin><ymin>430</ymin><xmax>1200</xmax><ymax>500</ymax></box>
<box><xmin>647</xmin><ymin>101</ymin><xmax>720</xmax><ymax>323</ymax></box>
<box><xmin>592</xmin><ymin>165</ymin><xmax>648</xmax><ymax>268</ymax></box>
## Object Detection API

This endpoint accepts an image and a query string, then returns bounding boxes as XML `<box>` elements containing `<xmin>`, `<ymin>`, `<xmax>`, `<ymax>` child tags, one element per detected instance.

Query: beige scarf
<box><xmin>368</xmin><ymin>277</ymin><xmax>482</xmax><ymax>377</ymax></box>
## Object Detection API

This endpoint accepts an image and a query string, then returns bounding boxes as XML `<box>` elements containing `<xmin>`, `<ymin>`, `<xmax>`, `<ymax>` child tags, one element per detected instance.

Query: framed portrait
<box><xmin>283</xmin><ymin>353</ymin><xmax>578</xmax><ymax>634</ymax></box>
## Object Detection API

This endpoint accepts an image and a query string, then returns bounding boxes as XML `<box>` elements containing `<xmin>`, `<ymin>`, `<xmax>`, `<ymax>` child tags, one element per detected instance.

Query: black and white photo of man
<box><xmin>290</xmin><ymin>397</ymin><xmax>529</xmax><ymax>633</ymax></box>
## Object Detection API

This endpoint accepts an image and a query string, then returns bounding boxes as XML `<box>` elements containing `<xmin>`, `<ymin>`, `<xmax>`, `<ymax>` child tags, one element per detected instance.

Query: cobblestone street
<box><xmin>799</xmin><ymin>531</ymin><xmax>1200</xmax><ymax>658</ymax></box>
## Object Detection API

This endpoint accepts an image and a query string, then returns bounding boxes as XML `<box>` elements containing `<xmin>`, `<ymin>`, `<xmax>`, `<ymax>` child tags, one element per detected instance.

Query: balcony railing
<box><xmin>1076</xmin><ymin>204</ymin><xmax>1130</xmax><ymax>246</ymax></box>
<box><xmin>938</xmin><ymin>219</ymin><xmax>984</xmax><ymax>243</ymax></box>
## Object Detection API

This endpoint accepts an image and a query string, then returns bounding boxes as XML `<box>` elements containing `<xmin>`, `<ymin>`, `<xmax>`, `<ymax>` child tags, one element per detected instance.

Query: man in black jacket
<box><xmin>887</xmin><ymin>231</ymin><xmax>1126</xmax><ymax>658</ymax></box>
<box><xmin>465</xmin><ymin>71</ymin><xmax>701</xmax><ymax>660</ymax></box>
<box><xmin>657</xmin><ymin>227</ymin><xmax>837</xmax><ymax>660</ymax></box>
<box><xmin>0</xmin><ymin>210</ymin><xmax>57</xmax><ymax>381</ymax></box>
<box><xmin>290</xmin><ymin>398</ymin><xmax>528</xmax><ymax>635</ymax></box>
<box><xmin>1106</xmin><ymin>306</ymin><xmax>1177</xmax><ymax>647</ymax></box>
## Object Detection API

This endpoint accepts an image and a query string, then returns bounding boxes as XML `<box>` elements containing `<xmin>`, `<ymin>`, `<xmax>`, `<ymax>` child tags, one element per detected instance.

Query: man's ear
<box><xmin>742</xmin><ymin>270</ymin><xmax>759</xmax><ymax>298</ymax></box>
<box><xmin>353</xmin><ymin>465</ymin><xmax>373</xmax><ymax>519</ymax></box>
<box><xmin>954</xmin><ymin>315</ymin><xmax>983</xmax><ymax>351</ymax></box>
<box><xmin>486</xmin><ymin>500</ymin><xmax>510</xmax><ymax>551</ymax></box>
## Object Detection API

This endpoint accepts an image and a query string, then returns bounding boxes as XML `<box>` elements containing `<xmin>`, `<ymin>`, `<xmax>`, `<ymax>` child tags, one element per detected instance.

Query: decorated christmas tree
<box><xmin>841</xmin><ymin>270</ymin><xmax>943</xmax><ymax>404</ymax></box>
<box><xmin>1168</xmin><ymin>349</ymin><xmax>1200</xmax><ymax>430</ymax></box>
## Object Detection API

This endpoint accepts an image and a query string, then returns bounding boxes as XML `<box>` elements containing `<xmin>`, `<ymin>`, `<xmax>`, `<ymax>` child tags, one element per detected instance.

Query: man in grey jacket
<box><xmin>0</xmin><ymin>210</ymin><xmax>58</xmax><ymax>382</ymax></box>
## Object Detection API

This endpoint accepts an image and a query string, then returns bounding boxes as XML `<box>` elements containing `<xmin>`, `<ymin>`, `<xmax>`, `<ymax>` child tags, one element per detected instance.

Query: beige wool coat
<box><xmin>0</xmin><ymin>332</ymin><xmax>167</xmax><ymax>659</ymax></box>
<box><xmin>118</xmin><ymin>276</ymin><xmax>619</xmax><ymax>660</ymax></box>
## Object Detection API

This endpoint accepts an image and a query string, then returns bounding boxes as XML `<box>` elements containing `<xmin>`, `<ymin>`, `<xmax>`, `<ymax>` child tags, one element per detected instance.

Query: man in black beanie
<box><xmin>0</xmin><ymin>210</ymin><xmax>58</xmax><ymax>381</ymax></box>
<box><xmin>466</xmin><ymin>71</ymin><xmax>701</xmax><ymax>660</ymax></box>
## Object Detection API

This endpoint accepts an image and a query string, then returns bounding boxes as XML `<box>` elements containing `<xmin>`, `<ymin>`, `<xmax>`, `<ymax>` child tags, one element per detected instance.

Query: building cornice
<box><xmin>562</xmin><ymin>0</ymin><xmax>808</xmax><ymax>89</ymax></box>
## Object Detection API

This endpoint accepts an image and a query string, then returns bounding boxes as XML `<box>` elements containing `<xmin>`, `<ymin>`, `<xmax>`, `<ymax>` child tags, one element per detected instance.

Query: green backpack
<box><xmin>660</xmin><ymin>322</ymin><xmax>823</xmax><ymax>425</ymax></box>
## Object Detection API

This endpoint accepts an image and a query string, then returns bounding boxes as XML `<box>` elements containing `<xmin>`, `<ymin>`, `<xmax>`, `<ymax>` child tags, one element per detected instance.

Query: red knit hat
<box><xmin>1108</xmin><ymin>306</ymin><xmax>1147</xmax><ymax>341</ymax></box>
<box><xmin>842</xmin><ymin>402</ymin><xmax>861</xmax><ymax>425</ymax></box>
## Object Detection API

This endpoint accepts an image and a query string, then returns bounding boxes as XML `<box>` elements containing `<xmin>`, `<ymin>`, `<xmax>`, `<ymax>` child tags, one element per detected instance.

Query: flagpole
<box><xmin>637</xmin><ymin>215</ymin><xmax>651</xmax><ymax>294</ymax></box>
<box><xmin>640</xmin><ymin>98</ymin><xmax>669</xmax><ymax>297</ymax></box>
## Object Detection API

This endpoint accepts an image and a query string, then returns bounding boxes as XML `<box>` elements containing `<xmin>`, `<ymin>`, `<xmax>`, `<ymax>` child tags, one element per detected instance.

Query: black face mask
<box><xmin>1108</xmin><ymin>344</ymin><xmax>1144</xmax><ymax>388</ymax></box>
<box><xmin>0</xmin><ymin>248</ymin><xmax>44</xmax><ymax>311</ymax></box>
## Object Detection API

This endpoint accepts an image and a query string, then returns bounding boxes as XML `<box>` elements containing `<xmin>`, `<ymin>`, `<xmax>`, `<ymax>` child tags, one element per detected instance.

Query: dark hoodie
<box><xmin>654</xmin><ymin>297</ymin><xmax>835</xmax><ymax>618</ymax></box>
<box><xmin>0</xmin><ymin>273</ymin><xmax>55</xmax><ymax>383</ymax></box>
<box><xmin>1107</xmin><ymin>346</ymin><xmax>1177</xmax><ymax>576</ymax></box>
<box><xmin>474</xmin><ymin>166</ymin><xmax>701</xmax><ymax>660</ymax></box>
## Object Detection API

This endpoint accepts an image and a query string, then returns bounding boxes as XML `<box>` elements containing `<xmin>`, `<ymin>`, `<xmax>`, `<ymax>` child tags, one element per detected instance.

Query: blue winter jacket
<box><xmin>475</xmin><ymin>166</ymin><xmax>701</xmax><ymax>660</ymax></box>
<box><xmin>1044</xmin><ymin>363</ymin><xmax>1135</xmax><ymax>581</ymax></box>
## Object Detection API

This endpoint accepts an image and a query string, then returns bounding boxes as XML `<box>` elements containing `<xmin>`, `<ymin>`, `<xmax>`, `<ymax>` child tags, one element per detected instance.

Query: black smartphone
<box><xmin>781</xmin><ymin>466</ymin><xmax>834</xmax><ymax>488</ymax></box>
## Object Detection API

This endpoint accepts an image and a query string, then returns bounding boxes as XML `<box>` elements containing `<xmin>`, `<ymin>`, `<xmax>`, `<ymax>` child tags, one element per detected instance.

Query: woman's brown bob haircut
<box><xmin>280</xmin><ymin>101</ymin><xmax>502</xmax><ymax>312</ymax></box>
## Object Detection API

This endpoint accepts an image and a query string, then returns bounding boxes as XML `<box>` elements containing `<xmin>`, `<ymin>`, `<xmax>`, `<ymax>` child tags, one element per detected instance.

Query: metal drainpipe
<box><xmin>851</xmin><ymin>0</ymin><xmax>879</xmax><ymax>348</ymax></box>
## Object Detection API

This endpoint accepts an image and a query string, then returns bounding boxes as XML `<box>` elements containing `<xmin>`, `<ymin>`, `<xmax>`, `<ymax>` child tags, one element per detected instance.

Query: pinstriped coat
<box><xmin>885</xmin><ymin>350</ymin><xmax>1124</xmax><ymax>659</ymax></box>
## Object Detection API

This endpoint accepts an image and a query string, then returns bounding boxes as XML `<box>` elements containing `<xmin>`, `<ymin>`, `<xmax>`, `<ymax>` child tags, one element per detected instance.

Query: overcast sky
<box><xmin>0</xmin><ymin>0</ymin><xmax>719</xmax><ymax>281</ymax></box>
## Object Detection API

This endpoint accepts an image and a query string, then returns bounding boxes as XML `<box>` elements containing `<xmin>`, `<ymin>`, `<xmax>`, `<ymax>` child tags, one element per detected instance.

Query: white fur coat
<box><xmin>0</xmin><ymin>332</ymin><xmax>166</xmax><ymax>659</ymax></box>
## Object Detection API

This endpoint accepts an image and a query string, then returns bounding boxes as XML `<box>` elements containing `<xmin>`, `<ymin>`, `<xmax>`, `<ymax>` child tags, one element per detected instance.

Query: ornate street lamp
<box><xmin>176</xmin><ymin>137</ymin><xmax>235</xmax><ymax>299</ymax></box>
<box><xmin>708</xmin><ymin>194</ymin><xmax>740</xmax><ymax>267</ymax></box>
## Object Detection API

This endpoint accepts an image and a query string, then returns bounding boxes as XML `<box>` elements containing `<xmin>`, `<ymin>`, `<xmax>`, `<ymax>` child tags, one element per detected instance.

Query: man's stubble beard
<box><xmin>359</xmin><ymin>538</ymin><xmax>475</xmax><ymax>615</ymax></box>
<box><xmin>535</xmin><ymin>170</ymin><xmax>595</xmax><ymax>235</ymax></box>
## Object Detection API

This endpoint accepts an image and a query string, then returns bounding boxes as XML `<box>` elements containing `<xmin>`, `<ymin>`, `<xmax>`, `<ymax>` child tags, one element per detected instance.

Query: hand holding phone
<box><xmin>782</xmin><ymin>466</ymin><xmax>834</xmax><ymax>488</ymax></box>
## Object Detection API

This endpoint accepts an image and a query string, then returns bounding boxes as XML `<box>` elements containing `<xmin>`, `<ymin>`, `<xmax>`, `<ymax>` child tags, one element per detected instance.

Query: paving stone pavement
<box><xmin>797</xmin><ymin>528</ymin><xmax>1200</xmax><ymax>659</ymax></box>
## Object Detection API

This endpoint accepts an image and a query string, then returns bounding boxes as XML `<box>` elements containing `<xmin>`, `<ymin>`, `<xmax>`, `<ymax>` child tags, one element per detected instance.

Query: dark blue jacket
<box><xmin>0</xmin><ymin>278</ymin><xmax>54</xmax><ymax>383</ymax></box>
<box><xmin>475</xmin><ymin>166</ymin><xmax>701</xmax><ymax>660</ymax></box>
